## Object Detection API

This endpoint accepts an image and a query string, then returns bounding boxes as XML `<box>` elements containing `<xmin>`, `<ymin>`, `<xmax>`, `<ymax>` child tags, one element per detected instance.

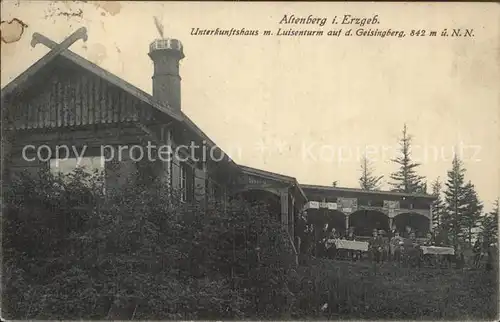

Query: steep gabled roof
<box><xmin>1</xmin><ymin>44</ymin><xmax>182</xmax><ymax>122</ymax></box>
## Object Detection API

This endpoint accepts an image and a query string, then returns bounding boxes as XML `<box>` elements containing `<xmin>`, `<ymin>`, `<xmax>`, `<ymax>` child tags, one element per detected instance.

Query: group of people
<box><xmin>319</xmin><ymin>225</ymin><xmax>498</xmax><ymax>270</ymax></box>
<box><xmin>369</xmin><ymin>228</ymin><xmax>427</xmax><ymax>267</ymax></box>
<box><xmin>319</xmin><ymin>227</ymin><xmax>361</xmax><ymax>260</ymax></box>
<box><xmin>370</xmin><ymin>228</ymin><xmax>498</xmax><ymax>270</ymax></box>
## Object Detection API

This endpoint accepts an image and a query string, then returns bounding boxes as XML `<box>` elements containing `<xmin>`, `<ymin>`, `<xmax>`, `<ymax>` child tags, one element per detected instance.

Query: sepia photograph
<box><xmin>1</xmin><ymin>1</ymin><xmax>499</xmax><ymax>320</ymax></box>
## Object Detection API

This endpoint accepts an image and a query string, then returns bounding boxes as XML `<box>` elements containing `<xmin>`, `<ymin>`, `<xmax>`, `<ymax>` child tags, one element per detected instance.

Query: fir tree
<box><xmin>480</xmin><ymin>198</ymin><xmax>499</xmax><ymax>246</ymax></box>
<box><xmin>430</xmin><ymin>177</ymin><xmax>446</xmax><ymax>231</ymax></box>
<box><xmin>359</xmin><ymin>155</ymin><xmax>383</xmax><ymax>191</ymax></box>
<box><xmin>443</xmin><ymin>155</ymin><xmax>468</xmax><ymax>244</ymax></box>
<box><xmin>389</xmin><ymin>124</ymin><xmax>427</xmax><ymax>194</ymax></box>
<box><xmin>461</xmin><ymin>181</ymin><xmax>483</xmax><ymax>245</ymax></box>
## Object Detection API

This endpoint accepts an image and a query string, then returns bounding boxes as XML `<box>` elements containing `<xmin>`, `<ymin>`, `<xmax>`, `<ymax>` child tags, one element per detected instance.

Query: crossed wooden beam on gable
<box><xmin>1</xmin><ymin>27</ymin><xmax>88</xmax><ymax>98</ymax></box>
<box><xmin>31</xmin><ymin>27</ymin><xmax>88</xmax><ymax>56</ymax></box>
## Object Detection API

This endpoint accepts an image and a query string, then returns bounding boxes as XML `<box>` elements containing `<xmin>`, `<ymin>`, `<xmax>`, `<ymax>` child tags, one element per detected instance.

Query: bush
<box><xmin>2</xmin><ymin>168</ymin><xmax>296</xmax><ymax>319</ymax></box>
<box><xmin>6</xmin><ymin>168</ymin><xmax>494</xmax><ymax>320</ymax></box>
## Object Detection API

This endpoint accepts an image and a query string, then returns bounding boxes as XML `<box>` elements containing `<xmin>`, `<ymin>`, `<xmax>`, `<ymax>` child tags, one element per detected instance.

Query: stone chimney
<box><xmin>148</xmin><ymin>38</ymin><xmax>184</xmax><ymax>111</ymax></box>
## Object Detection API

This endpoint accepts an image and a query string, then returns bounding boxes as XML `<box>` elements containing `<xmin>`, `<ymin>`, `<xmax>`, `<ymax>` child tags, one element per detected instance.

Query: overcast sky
<box><xmin>2</xmin><ymin>1</ymin><xmax>499</xmax><ymax>211</ymax></box>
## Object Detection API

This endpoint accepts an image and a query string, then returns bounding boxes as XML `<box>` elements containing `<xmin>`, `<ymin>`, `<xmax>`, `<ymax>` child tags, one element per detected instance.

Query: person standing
<box><xmin>485</xmin><ymin>243</ymin><xmax>497</xmax><ymax>271</ymax></box>
<box><xmin>369</xmin><ymin>230</ymin><xmax>383</xmax><ymax>264</ymax></box>
<box><xmin>402</xmin><ymin>226</ymin><xmax>412</xmax><ymax>239</ymax></box>
<box><xmin>346</xmin><ymin>227</ymin><xmax>358</xmax><ymax>261</ymax></box>
<box><xmin>410</xmin><ymin>232</ymin><xmax>422</xmax><ymax>268</ymax></box>
<box><xmin>324</xmin><ymin>229</ymin><xmax>338</xmax><ymax>259</ymax></box>
<box><xmin>347</xmin><ymin>227</ymin><xmax>356</xmax><ymax>241</ymax></box>
<box><xmin>472</xmin><ymin>238</ymin><xmax>482</xmax><ymax>268</ymax></box>
<box><xmin>422</xmin><ymin>233</ymin><xmax>434</xmax><ymax>267</ymax></box>
<box><xmin>379</xmin><ymin>230</ymin><xmax>389</xmax><ymax>262</ymax></box>
<box><xmin>389</xmin><ymin>225</ymin><xmax>397</xmax><ymax>240</ymax></box>
<box><xmin>455</xmin><ymin>244</ymin><xmax>465</xmax><ymax>269</ymax></box>
<box><xmin>390</xmin><ymin>232</ymin><xmax>403</xmax><ymax>263</ymax></box>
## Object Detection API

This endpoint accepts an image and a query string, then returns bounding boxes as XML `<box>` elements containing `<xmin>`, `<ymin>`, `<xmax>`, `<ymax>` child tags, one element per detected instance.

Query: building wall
<box><xmin>3</xmin><ymin>59</ymin><xmax>235</xmax><ymax>202</ymax></box>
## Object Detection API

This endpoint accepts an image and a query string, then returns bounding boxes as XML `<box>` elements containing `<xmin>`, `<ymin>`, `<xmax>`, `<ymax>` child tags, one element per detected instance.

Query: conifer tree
<box><xmin>430</xmin><ymin>177</ymin><xmax>446</xmax><ymax>231</ymax></box>
<box><xmin>480</xmin><ymin>198</ymin><xmax>499</xmax><ymax>246</ymax></box>
<box><xmin>359</xmin><ymin>155</ymin><xmax>383</xmax><ymax>191</ymax></box>
<box><xmin>443</xmin><ymin>155</ymin><xmax>468</xmax><ymax>244</ymax></box>
<box><xmin>461</xmin><ymin>181</ymin><xmax>483</xmax><ymax>245</ymax></box>
<box><xmin>389</xmin><ymin>124</ymin><xmax>427</xmax><ymax>194</ymax></box>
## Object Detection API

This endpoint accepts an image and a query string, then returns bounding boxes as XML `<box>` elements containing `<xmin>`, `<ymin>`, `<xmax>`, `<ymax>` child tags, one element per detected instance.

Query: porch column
<box><xmin>345</xmin><ymin>215</ymin><xmax>349</xmax><ymax>232</ymax></box>
<box><xmin>389</xmin><ymin>217</ymin><xmax>394</xmax><ymax>230</ymax></box>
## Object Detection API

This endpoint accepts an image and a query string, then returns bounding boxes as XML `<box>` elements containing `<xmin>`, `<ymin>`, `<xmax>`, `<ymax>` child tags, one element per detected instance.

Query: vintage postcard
<box><xmin>1</xmin><ymin>1</ymin><xmax>499</xmax><ymax>320</ymax></box>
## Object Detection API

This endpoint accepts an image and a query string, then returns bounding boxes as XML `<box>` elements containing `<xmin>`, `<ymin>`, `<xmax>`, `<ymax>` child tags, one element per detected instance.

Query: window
<box><xmin>180</xmin><ymin>162</ymin><xmax>194</xmax><ymax>203</ymax></box>
<box><xmin>49</xmin><ymin>156</ymin><xmax>106</xmax><ymax>199</ymax></box>
<box><xmin>50</xmin><ymin>156</ymin><xmax>105</xmax><ymax>178</ymax></box>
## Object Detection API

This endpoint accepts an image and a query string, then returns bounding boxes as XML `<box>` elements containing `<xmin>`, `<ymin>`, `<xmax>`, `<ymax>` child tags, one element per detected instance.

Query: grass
<box><xmin>290</xmin><ymin>258</ymin><xmax>499</xmax><ymax>320</ymax></box>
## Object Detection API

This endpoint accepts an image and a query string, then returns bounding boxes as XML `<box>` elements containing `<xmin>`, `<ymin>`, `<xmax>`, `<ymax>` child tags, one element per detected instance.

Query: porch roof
<box><xmin>239</xmin><ymin>164</ymin><xmax>308</xmax><ymax>203</ymax></box>
<box><xmin>301</xmin><ymin>184</ymin><xmax>437</xmax><ymax>201</ymax></box>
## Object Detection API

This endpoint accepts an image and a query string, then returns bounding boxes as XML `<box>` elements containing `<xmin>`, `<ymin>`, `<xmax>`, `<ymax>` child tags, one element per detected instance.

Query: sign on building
<box><xmin>305</xmin><ymin>201</ymin><xmax>320</xmax><ymax>209</ymax></box>
<box><xmin>327</xmin><ymin>202</ymin><xmax>338</xmax><ymax>210</ymax></box>
<box><xmin>337</xmin><ymin>197</ymin><xmax>358</xmax><ymax>214</ymax></box>
<box><xmin>383</xmin><ymin>200</ymin><xmax>400</xmax><ymax>209</ymax></box>
<box><xmin>305</xmin><ymin>201</ymin><xmax>337</xmax><ymax>210</ymax></box>
<box><xmin>319</xmin><ymin>202</ymin><xmax>338</xmax><ymax>210</ymax></box>
<box><xmin>248</xmin><ymin>175</ymin><xmax>270</xmax><ymax>185</ymax></box>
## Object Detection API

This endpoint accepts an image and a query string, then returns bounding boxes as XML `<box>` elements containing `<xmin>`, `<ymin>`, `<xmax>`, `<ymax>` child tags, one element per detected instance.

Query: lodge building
<box><xmin>1</xmin><ymin>31</ymin><xmax>435</xmax><ymax>255</ymax></box>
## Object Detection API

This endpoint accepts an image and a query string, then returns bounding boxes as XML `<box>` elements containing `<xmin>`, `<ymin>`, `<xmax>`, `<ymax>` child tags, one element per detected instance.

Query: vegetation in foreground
<box><xmin>2</xmin><ymin>169</ymin><xmax>498</xmax><ymax>320</ymax></box>
<box><xmin>293</xmin><ymin>258</ymin><xmax>498</xmax><ymax>320</ymax></box>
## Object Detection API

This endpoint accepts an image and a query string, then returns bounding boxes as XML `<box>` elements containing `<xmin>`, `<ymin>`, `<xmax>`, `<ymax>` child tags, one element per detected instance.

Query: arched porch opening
<box><xmin>393</xmin><ymin>212</ymin><xmax>430</xmax><ymax>238</ymax></box>
<box><xmin>307</xmin><ymin>209</ymin><xmax>347</xmax><ymax>236</ymax></box>
<box><xmin>232</xmin><ymin>189</ymin><xmax>281</xmax><ymax>223</ymax></box>
<box><xmin>349</xmin><ymin>209</ymin><xmax>390</xmax><ymax>237</ymax></box>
